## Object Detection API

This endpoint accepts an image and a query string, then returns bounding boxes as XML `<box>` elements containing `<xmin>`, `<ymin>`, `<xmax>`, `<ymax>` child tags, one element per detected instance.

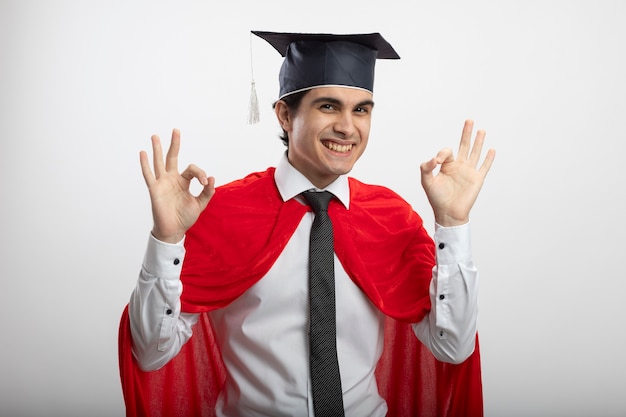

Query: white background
<box><xmin>1</xmin><ymin>1</ymin><xmax>625</xmax><ymax>416</ymax></box>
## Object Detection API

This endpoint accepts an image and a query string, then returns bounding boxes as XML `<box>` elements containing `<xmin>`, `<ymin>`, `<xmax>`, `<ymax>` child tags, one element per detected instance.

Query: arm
<box><xmin>413</xmin><ymin>120</ymin><xmax>495</xmax><ymax>363</ymax></box>
<box><xmin>129</xmin><ymin>129</ymin><xmax>215</xmax><ymax>369</ymax></box>
<box><xmin>412</xmin><ymin>222</ymin><xmax>478</xmax><ymax>364</ymax></box>
<box><xmin>129</xmin><ymin>235</ymin><xmax>199</xmax><ymax>371</ymax></box>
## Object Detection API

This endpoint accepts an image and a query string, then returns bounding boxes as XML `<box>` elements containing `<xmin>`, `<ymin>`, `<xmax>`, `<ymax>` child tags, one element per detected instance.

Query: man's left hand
<box><xmin>420</xmin><ymin>119</ymin><xmax>496</xmax><ymax>227</ymax></box>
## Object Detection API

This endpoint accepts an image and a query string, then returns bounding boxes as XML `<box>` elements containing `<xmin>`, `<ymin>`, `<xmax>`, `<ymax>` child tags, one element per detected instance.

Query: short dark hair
<box><xmin>272</xmin><ymin>90</ymin><xmax>308</xmax><ymax>147</ymax></box>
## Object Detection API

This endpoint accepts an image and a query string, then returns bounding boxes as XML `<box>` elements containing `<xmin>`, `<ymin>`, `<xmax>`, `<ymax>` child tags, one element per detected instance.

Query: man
<box><xmin>119</xmin><ymin>31</ymin><xmax>495</xmax><ymax>417</ymax></box>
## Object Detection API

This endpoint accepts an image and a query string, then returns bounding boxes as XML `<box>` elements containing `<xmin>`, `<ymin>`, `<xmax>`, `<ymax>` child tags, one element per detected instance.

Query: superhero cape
<box><xmin>119</xmin><ymin>168</ymin><xmax>483</xmax><ymax>416</ymax></box>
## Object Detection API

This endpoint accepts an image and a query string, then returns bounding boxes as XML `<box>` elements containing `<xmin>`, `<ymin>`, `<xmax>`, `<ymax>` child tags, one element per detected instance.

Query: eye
<box><xmin>355</xmin><ymin>106</ymin><xmax>370</xmax><ymax>114</ymax></box>
<box><xmin>320</xmin><ymin>103</ymin><xmax>336</xmax><ymax>111</ymax></box>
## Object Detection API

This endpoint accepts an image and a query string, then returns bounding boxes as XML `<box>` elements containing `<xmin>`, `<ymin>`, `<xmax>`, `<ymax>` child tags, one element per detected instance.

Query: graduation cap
<box><xmin>252</xmin><ymin>30</ymin><xmax>400</xmax><ymax>100</ymax></box>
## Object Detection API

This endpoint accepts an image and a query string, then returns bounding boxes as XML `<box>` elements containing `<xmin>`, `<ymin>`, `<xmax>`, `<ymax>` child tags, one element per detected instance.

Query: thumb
<box><xmin>420</xmin><ymin>157</ymin><xmax>437</xmax><ymax>187</ymax></box>
<box><xmin>196</xmin><ymin>176</ymin><xmax>216</xmax><ymax>209</ymax></box>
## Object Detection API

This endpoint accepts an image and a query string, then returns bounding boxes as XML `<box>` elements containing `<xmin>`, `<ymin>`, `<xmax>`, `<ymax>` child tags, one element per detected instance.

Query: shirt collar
<box><xmin>274</xmin><ymin>152</ymin><xmax>350</xmax><ymax>209</ymax></box>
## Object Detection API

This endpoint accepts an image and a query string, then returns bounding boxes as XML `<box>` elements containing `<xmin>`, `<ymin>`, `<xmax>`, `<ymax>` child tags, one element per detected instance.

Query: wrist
<box><xmin>434</xmin><ymin>214</ymin><xmax>469</xmax><ymax>228</ymax></box>
<box><xmin>151</xmin><ymin>228</ymin><xmax>185</xmax><ymax>244</ymax></box>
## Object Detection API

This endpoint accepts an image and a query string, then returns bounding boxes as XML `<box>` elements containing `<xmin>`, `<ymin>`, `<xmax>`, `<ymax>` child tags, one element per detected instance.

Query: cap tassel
<box><xmin>248</xmin><ymin>33</ymin><xmax>260</xmax><ymax>125</ymax></box>
<box><xmin>248</xmin><ymin>80</ymin><xmax>260</xmax><ymax>124</ymax></box>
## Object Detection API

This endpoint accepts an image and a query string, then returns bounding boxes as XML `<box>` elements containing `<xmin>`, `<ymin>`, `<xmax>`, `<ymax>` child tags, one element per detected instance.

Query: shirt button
<box><xmin>166</xmin><ymin>309</ymin><xmax>173</xmax><ymax>315</ymax></box>
<box><xmin>173</xmin><ymin>258</ymin><xmax>180</xmax><ymax>266</ymax></box>
<box><xmin>439</xmin><ymin>294</ymin><xmax>445</xmax><ymax>300</ymax></box>
<box><xmin>438</xmin><ymin>242</ymin><xmax>445</xmax><ymax>249</ymax></box>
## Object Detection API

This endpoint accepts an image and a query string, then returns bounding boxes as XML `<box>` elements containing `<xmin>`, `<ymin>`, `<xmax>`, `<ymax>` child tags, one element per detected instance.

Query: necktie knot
<box><xmin>302</xmin><ymin>190</ymin><xmax>334</xmax><ymax>213</ymax></box>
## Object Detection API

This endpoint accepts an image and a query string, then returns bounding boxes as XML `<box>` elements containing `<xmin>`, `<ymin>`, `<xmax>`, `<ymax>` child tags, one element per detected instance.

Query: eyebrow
<box><xmin>311</xmin><ymin>96</ymin><xmax>376</xmax><ymax>109</ymax></box>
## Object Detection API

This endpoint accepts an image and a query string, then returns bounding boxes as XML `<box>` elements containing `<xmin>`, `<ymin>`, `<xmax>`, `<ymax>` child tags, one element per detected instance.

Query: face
<box><xmin>276</xmin><ymin>87</ymin><xmax>374</xmax><ymax>189</ymax></box>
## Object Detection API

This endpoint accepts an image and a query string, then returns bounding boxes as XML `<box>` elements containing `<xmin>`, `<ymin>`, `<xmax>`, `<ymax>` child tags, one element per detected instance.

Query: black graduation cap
<box><xmin>251</xmin><ymin>31</ymin><xmax>400</xmax><ymax>99</ymax></box>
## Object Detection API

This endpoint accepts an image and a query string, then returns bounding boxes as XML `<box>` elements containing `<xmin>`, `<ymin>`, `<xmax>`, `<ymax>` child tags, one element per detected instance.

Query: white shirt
<box><xmin>129</xmin><ymin>154</ymin><xmax>479</xmax><ymax>417</ymax></box>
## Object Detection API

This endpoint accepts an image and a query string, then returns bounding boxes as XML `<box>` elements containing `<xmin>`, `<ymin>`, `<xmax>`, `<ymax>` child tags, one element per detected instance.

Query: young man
<box><xmin>119</xmin><ymin>31</ymin><xmax>495</xmax><ymax>417</ymax></box>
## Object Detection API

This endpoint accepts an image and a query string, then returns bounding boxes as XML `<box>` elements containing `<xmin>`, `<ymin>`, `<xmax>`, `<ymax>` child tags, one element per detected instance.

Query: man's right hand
<box><xmin>139</xmin><ymin>129</ymin><xmax>215</xmax><ymax>243</ymax></box>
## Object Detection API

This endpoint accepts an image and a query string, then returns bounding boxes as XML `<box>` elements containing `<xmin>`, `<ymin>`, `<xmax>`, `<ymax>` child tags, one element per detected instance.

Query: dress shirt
<box><xmin>129</xmin><ymin>153</ymin><xmax>479</xmax><ymax>417</ymax></box>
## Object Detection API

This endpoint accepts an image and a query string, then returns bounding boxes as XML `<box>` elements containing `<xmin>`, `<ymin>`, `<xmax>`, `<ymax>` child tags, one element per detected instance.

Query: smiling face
<box><xmin>275</xmin><ymin>86</ymin><xmax>374</xmax><ymax>189</ymax></box>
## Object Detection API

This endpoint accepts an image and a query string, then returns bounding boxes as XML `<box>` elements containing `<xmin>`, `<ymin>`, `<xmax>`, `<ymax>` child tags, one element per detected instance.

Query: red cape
<box><xmin>119</xmin><ymin>168</ymin><xmax>483</xmax><ymax>416</ymax></box>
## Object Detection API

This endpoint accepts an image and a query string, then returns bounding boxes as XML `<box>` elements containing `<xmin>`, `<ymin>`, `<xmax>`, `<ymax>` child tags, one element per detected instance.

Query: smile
<box><xmin>323</xmin><ymin>141</ymin><xmax>353</xmax><ymax>153</ymax></box>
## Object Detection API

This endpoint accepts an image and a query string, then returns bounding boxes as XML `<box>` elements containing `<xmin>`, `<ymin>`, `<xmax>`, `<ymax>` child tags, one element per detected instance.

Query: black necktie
<box><xmin>302</xmin><ymin>191</ymin><xmax>345</xmax><ymax>416</ymax></box>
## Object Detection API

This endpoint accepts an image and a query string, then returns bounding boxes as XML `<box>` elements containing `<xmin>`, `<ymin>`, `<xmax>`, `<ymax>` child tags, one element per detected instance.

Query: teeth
<box><xmin>324</xmin><ymin>142</ymin><xmax>352</xmax><ymax>153</ymax></box>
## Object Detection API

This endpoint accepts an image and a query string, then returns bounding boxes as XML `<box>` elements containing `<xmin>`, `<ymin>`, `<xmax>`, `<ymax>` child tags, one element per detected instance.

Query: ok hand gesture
<box><xmin>139</xmin><ymin>129</ymin><xmax>215</xmax><ymax>243</ymax></box>
<box><xmin>420</xmin><ymin>120</ymin><xmax>496</xmax><ymax>227</ymax></box>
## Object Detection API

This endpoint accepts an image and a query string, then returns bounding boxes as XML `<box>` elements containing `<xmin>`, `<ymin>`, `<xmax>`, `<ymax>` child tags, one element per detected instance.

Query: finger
<box><xmin>196</xmin><ymin>176</ymin><xmax>216</xmax><ymax>209</ymax></box>
<box><xmin>467</xmin><ymin>129</ymin><xmax>486</xmax><ymax>167</ymax></box>
<box><xmin>419</xmin><ymin>157</ymin><xmax>436</xmax><ymax>174</ymax></box>
<box><xmin>420</xmin><ymin>148</ymin><xmax>452</xmax><ymax>185</ymax></box>
<box><xmin>478</xmin><ymin>148</ymin><xmax>496</xmax><ymax>177</ymax></box>
<box><xmin>180</xmin><ymin>164</ymin><xmax>209</xmax><ymax>186</ymax></box>
<box><xmin>457</xmin><ymin>119</ymin><xmax>474</xmax><ymax>161</ymax></box>
<box><xmin>165</xmin><ymin>129</ymin><xmax>181</xmax><ymax>173</ymax></box>
<box><xmin>435</xmin><ymin>147</ymin><xmax>455</xmax><ymax>165</ymax></box>
<box><xmin>151</xmin><ymin>134</ymin><xmax>165</xmax><ymax>177</ymax></box>
<box><xmin>139</xmin><ymin>150</ymin><xmax>155</xmax><ymax>187</ymax></box>
<box><xmin>419</xmin><ymin>158</ymin><xmax>436</xmax><ymax>188</ymax></box>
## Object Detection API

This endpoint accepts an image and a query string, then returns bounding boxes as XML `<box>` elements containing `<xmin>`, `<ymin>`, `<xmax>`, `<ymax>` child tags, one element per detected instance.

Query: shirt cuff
<box><xmin>142</xmin><ymin>233</ymin><xmax>186</xmax><ymax>281</ymax></box>
<box><xmin>433</xmin><ymin>221</ymin><xmax>472</xmax><ymax>264</ymax></box>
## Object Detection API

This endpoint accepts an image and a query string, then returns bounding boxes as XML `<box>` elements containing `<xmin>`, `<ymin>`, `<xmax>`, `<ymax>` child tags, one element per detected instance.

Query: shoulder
<box><xmin>210</xmin><ymin>167</ymin><xmax>280</xmax><ymax>204</ymax></box>
<box><xmin>217</xmin><ymin>167</ymin><xmax>276</xmax><ymax>193</ymax></box>
<box><xmin>344</xmin><ymin>176</ymin><xmax>427</xmax><ymax>231</ymax></box>
<box><xmin>189</xmin><ymin>167</ymin><xmax>283</xmax><ymax>238</ymax></box>
<box><xmin>348</xmin><ymin>177</ymin><xmax>413</xmax><ymax>213</ymax></box>
<box><xmin>193</xmin><ymin>167</ymin><xmax>282</xmax><ymax>223</ymax></box>
<box><xmin>333</xmin><ymin>178</ymin><xmax>433</xmax><ymax>263</ymax></box>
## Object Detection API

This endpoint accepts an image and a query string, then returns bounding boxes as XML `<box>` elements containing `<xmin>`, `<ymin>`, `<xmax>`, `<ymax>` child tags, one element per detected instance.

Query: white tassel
<box><xmin>248</xmin><ymin>33</ymin><xmax>260</xmax><ymax>125</ymax></box>
<box><xmin>248</xmin><ymin>80</ymin><xmax>260</xmax><ymax>125</ymax></box>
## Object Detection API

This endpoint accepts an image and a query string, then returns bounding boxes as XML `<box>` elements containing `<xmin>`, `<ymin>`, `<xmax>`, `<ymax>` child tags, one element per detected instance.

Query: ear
<box><xmin>274</xmin><ymin>100</ymin><xmax>292</xmax><ymax>131</ymax></box>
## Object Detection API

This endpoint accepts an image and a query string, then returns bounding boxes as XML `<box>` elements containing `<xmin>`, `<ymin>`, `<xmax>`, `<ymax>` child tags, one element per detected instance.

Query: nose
<box><xmin>332</xmin><ymin>111</ymin><xmax>356</xmax><ymax>138</ymax></box>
